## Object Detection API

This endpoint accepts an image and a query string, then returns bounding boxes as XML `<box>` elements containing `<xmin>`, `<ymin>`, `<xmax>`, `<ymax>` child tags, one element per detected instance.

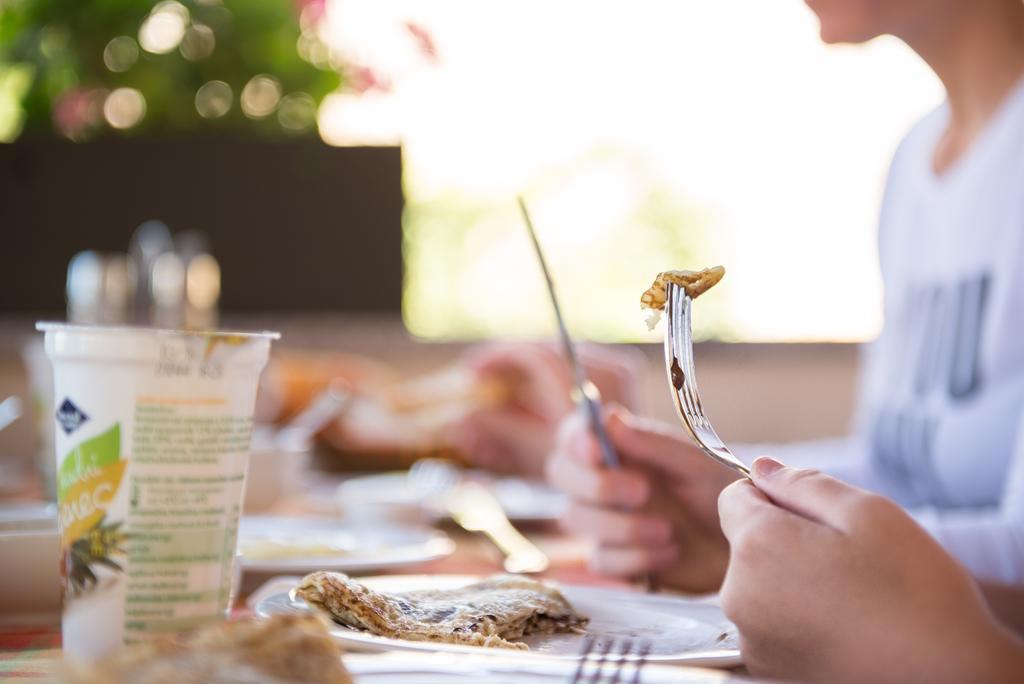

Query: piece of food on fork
<box><xmin>295</xmin><ymin>571</ymin><xmax>588</xmax><ymax>650</ymax></box>
<box><xmin>640</xmin><ymin>266</ymin><xmax>726</xmax><ymax>330</ymax></box>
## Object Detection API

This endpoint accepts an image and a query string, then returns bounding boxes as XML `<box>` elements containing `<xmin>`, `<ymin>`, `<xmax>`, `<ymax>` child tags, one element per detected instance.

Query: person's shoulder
<box><xmin>887</xmin><ymin>103</ymin><xmax>948</xmax><ymax>178</ymax></box>
<box><xmin>876</xmin><ymin>103</ymin><xmax>947</xmax><ymax>250</ymax></box>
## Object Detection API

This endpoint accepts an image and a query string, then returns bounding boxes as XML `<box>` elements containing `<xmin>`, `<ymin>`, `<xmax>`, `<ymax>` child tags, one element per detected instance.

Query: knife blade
<box><xmin>517</xmin><ymin>196</ymin><xmax>620</xmax><ymax>469</ymax></box>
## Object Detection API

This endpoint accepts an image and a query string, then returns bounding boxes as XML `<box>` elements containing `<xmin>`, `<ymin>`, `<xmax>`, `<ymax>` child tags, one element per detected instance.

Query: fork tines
<box><xmin>568</xmin><ymin>635</ymin><xmax>651</xmax><ymax>684</ymax></box>
<box><xmin>664</xmin><ymin>283</ymin><xmax>752</xmax><ymax>479</ymax></box>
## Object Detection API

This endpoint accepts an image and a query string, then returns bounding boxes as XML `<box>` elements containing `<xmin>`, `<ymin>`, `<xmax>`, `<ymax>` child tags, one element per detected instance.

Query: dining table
<box><xmin>2</xmin><ymin>463</ymin><xmax>733</xmax><ymax>682</ymax></box>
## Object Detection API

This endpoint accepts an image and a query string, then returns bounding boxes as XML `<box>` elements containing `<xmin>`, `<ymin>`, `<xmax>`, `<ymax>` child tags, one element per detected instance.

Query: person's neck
<box><xmin>897</xmin><ymin>2</ymin><xmax>1024</xmax><ymax>174</ymax></box>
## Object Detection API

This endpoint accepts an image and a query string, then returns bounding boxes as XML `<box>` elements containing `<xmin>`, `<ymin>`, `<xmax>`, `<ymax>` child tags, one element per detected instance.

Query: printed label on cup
<box><xmin>40</xmin><ymin>324</ymin><xmax>277</xmax><ymax>661</ymax></box>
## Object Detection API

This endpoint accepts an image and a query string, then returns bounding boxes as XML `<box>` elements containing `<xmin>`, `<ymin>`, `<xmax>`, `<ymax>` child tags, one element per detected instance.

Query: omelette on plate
<box><xmin>295</xmin><ymin>572</ymin><xmax>587</xmax><ymax>650</ymax></box>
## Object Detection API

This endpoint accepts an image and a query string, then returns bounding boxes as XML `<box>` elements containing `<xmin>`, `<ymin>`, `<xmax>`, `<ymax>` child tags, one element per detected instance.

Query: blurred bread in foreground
<box><xmin>62</xmin><ymin>614</ymin><xmax>351</xmax><ymax>684</ymax></box>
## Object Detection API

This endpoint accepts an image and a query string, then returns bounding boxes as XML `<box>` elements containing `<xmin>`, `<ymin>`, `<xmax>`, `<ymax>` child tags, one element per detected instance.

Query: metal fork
<box><xmin>664</xmin><ymin>283</ymin><xmax>751</xmax><ymax>479</ymax></box>
<box><xmin>568</xmin><ymin>635</ymin><xmax>651</xmax><ymax>684</ymax></box>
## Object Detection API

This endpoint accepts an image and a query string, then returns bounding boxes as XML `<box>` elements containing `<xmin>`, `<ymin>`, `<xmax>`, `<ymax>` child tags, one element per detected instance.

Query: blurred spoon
<box><xmin>274</xmin><ymin>379</ymin><xmax>351</xmax><ymax>450</ymax></box>
<box><xmin>410</xmin><ymin>459</ymin><xmax>549</xmax><ymax>574</ymax></box>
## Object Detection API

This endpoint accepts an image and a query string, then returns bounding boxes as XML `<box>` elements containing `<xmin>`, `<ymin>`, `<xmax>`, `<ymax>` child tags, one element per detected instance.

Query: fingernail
<box><xmin>753</xmin><ymin>456</ymin><xmax>784</xmax><ymax>478</ymax></box>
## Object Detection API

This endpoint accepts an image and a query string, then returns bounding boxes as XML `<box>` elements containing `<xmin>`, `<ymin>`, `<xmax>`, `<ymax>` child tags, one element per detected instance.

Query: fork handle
<box><xmin>697</xmin><ymin>445</ymin><xmax>752</xmax><ymax>479</ymax></box>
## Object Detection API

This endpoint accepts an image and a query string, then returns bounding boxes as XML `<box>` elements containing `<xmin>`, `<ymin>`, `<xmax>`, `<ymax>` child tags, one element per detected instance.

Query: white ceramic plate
<box><xmin>486</xmin><ymin>477</ymin><xmax>569</xmax><ymax>522</ymax></box>
<box><xmin>335</xmin><ymin>472</ymin><xmax>568</xmax><ymax>523</ymax></box>
<box><xmin>254</xmin><ymin>574</ymin><xmax>741</xmax><ymax>669</ymax></box>
<box><xmin>238</xmin><ymin>516</ymin><xmax>455</xmax><ymax>574</ymax></box>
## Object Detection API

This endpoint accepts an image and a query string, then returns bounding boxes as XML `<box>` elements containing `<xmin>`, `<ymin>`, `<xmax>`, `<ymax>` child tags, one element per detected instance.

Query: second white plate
<box><xmin>335</xmin><ymin>472</ymin><xmax>568</xmax><ymax>524</ymax></box>
<box><xmin>238</xmin><ymin>517</ymin><xmax>455</xmax><ymax>574</ymax></box>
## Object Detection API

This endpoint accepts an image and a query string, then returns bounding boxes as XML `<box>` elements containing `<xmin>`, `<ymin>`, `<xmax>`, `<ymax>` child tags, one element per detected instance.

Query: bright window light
<box><xmin>320</xmin><ymin>0</ymin><xmax>943</xmax><ymax>342</ymax></box>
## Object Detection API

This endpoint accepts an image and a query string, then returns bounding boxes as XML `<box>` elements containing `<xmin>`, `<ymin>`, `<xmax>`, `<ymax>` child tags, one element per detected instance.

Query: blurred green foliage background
<box><xmin>403</xmin><ymin>149</ymin><xmax>731</xmax><ymax>342</ymax></box>
<box><xmin>0</xmin><ymin>0</ymin><xmax>341</xmax><ymax>141</ymax></box>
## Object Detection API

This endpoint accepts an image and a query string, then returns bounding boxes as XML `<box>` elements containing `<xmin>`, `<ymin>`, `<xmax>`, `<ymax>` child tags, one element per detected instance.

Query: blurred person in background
<box><xmin>446</xmin><ymin>342</ymin><xmax>643</xmax><ymax>477</ymax></box>
<box><xmin>255</xmin><ymin>342</ymin><xmax>641</xmax><ymax>473</ymax></box>
<box><xmin>472</xmin><ymin>0</ymin><xmax>1024</xmax><ymax>591</ymax></box>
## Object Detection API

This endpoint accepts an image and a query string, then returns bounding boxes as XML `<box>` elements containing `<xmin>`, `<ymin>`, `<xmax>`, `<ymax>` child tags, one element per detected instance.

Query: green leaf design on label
<box><xmin>58</xmin><ymin>424</ymin><xmax>121</xmax><ymax>501</ymax></box>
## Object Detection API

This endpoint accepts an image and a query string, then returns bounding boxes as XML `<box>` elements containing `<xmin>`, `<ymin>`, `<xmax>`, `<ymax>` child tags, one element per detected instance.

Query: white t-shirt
<box><xmin>760</xmin><ymin>76</ymin><xmax>1024</xmax><ymax>583</ymax></box>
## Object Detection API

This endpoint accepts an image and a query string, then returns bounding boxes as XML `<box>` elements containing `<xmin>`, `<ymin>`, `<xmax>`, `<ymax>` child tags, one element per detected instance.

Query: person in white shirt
<box><xmin>811</xmin><ymin>0</ymin><xmax>1024</xmax><ymax>583</ymax></box>
<box><xmin>460</xmin><ymin>0</ymin><xmax>1024</xmax><ymax>592</ymax></box>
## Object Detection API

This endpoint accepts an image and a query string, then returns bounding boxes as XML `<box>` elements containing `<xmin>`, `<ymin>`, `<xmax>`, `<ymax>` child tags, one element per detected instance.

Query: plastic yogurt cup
<box><xmin>37</xmin><ymin>323</ymin><xmax>278</xmax><ymax>660</ymax></box>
